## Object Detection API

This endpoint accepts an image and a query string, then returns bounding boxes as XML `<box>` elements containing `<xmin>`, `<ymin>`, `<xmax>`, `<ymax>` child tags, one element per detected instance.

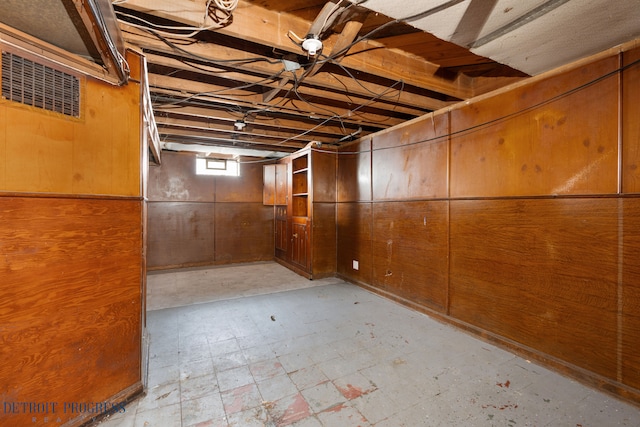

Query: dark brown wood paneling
<box><xmin>336</xmin><ymin>202</ymin><xmax>372</xmax><ymax>284</ymax></box>
<box><xmin>215</xmin><ymin>203</ymin><xmax>274</xmax><ymax>263</ymax></box>
<box><xmin>338</xmin><ymin>139</ymin><xmax>371</xmax><ymax>202</ymax></box>
<box><xmin>216</xmin><ymin>161</ymin><xmax>264</xmax><ymax>203</ymax></box>
<box><xmin>311</xmin><ymin>150</ymin><xmax>337</xmax><ymax>203</ymax></box>
<box><xmin>148</xmin><ymin>151</ymin><xmax>275</xmax><ymax>269</ymax></box>
<box><xmin>450</xmin><ymin>198</ymin><xmax>618</xmax><ymax>379</ymax></box>
<box><xmin>263</xmin><ymin>164</ymin><xmax>276</xmax><ymax>205</ymax></box>
<box><xmin>311</xmin><ymin>202</ymin><xmax>336</xmax><ymax>276</ymax></box>
<box><xmin>148</xmin><ymin>151</ymin><xmax>215</xmax><ymax>202</ymax></box>
<box><xmin>622</xmin><ymin>46</ymin><xmax>640</xmax><ymax>194</ymax></box>
<box><xmin>622</xmin><ymin>197</ymin><xmax>640</xmax><ymax>390</ymax></box>
<box><xmin>372</xmin><ymin>201</ymin><xmax>449</xmax><ymax>312</ymax></box>
<box><xmin>275</xmin><ymin>163</ymin><xmax>288</xmax><ymax>205</ymax></box>
<box><xmin>290</xmin><ymin>219</ymin><xmax>309</xmax><ymax>270</ymax></box>
<box><xmin>372</xmin><ymin>113</ymin><xmax>449</xmax><ymax>200</ymax></box>
<box><xmin>147</xmin><ymin>201</ymin><xmax>216</xmax><ymax>268</ymax></box>
<box><xmin>450</xmin><ymin>57</ymin><xmax>619</xmax><ymax>198</ymax></box>
<box><xmin>0</xmin><ymin>196</ymin><xmax>142</xmax><ymax>426</ymax></box>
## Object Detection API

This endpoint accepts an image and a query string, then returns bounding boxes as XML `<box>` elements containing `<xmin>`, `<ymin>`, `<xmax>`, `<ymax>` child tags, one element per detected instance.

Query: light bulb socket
<box><xmin>234</xmin><ymin>120</ymin><xmax>246</xmax><ymax>131</ymax></box>
<box><xmin>302</xmin><ymin>36</ymin><xmax>323</xmax><ymax>56</ymax></box>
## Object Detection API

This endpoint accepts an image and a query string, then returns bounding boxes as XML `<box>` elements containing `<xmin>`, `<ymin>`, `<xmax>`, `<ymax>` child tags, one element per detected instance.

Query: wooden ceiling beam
<box><xmin>116</xmin><ymin>0</ymin><xmax>474</xmax><ymax>98</ymax></box>
<box><xmin>158</xmin><ymin>128</ymin><xmax>300</xmax><ymax>152</ymax></box>
<box><xmin>155</xmin><ymin>116</ymin><xmax>342</xmax><ymax>145</ymax></box>
<box><xmin>143</xmin><ymin>52</ymin><xmax>432</xmax><ymax>117</ymax></box>
<box><xmin>155</xmin><ymin>105</ymin><xmax>363</xmax><ymax>137</ymax></box>
<box><xmin>149</xmin><ymin>74</ymin><xmax>409</xmax><ymax>129</ymax></box>
<box><xmin>122</xmin><ymin>25</ymin><xmax>452</xmax><ymax>111</ymax></box>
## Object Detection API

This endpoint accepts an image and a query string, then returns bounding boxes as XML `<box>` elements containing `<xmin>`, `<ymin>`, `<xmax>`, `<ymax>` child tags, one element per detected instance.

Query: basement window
<box><xmin>196</xmin><ymin>157</ymin><xmax>240</xmax><ymax>176</ymax></box>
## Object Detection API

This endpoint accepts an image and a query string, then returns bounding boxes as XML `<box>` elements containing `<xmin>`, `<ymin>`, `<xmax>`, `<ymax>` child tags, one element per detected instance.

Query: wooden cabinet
<box><xmin>265</xmin><ymin>147</ymin><xmax>336</xmax><ymax>278</ymax></box>
<box><xmin>263</xmin><ymin>163</ymin><xmax>288</xmax><ymax>205</ymax></box>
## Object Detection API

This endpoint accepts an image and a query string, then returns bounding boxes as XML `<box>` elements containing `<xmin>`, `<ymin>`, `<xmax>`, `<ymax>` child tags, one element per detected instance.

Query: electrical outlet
<box><xmin>353</xmin><ymin>260</ymin><xmax>359</xmax><ymax>270</ymax></box>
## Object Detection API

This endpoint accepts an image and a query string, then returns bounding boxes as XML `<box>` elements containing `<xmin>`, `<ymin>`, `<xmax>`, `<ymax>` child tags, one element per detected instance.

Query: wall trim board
<box><xmin>0</xmin><ymin>191</ymin><xmax>144</xmax><ymax>201</ymax></box>
<box><xmin>338</xmin><ymin>273</ymin><xmax>640</xmax><ymax>409</ymax></box>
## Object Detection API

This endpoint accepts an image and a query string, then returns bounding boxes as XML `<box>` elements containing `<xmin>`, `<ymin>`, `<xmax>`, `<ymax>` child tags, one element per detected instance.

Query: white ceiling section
<box><xmin>351</xmin><ymin>0</ymin><xmax>640</xmax><ymax>75</ymax></box>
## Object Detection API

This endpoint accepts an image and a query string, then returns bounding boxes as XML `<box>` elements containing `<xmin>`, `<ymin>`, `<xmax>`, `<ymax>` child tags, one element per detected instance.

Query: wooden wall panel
<box><xmin>148</xmin><ymin>152</ymin><xmax>215</xmax><ymax>202</ymax></box>
<box><xmin>215</xmin><ymin>203</ymin><xmax>274</xmax><ymax>263</ymax></box>
<box><xmin>311</xmin><ymin>202</ymin><xmax>336</xmax><ymax>276</ymax></box>
<box><xmin>0</xmin><ymin>196</ymin><xmax>142</xmax><ymax>426</ymax></box>
<box><xmin>148</xmin><ymin>151</ymin><xmax>274</xmax><ymax>269</ymax></box>
<box><xmin>0</xmin><ymin>105</ymin><xmax>5</xmax><ymax>184</ymax></box>
<box><xmin>372</xmin><ymin>201</ymin><xmax>449</xmax><ymax>312</ymax></box>
<box><xmin>622</xmin><ymin>46</ymin><xmax>640</xmax><ymax>193</ymax></box>
<box><xmin>4</xmin><ymin>107</ymin><xmax>75</xmax><ymax>192</ymax></box>
<box><xmin>336</xmin><ymin>202</ymin><xmax>372</xmax><ymax>284</ymax></box>
<box><xmin>372</xmin><ymin>113</ymin><xmax>449</xmax><ymax>200</ymax></box>
<box><xmin>0</xmin><ymin>53</ymin><xmax>142</xmax><ymax>197</ymax></box>
<box><xmin>311</xmin><ymin>150</ymin><xmax>337</xmax><ymax>203</ymax></box>
<box><xmin>147</xmin><ymin>202</ymin><xmax>216</xmax><ymax>269</ymax></box>
<box><xmin>216</xmin><ymin>162</ymin><xmax>264</xmax><ymax>203</ymax></box>
<box><xmin>450</xmin><ymin>57</ymin><xmax>619</xmax><ymax>198</ymax></box>
<box><xmin>338</xmin><ymin>139</ymin><xmax>371</xmax><ymax>202</ymax></box>
<box><xmin>449</xmin><ymin>198</ymin><xmax>619</xmax><ymax>379</ymax></box>
<box><xmin>622</xmin><ymin>198</ymin><xmax>640</xmax><ymax>390</ymax></box>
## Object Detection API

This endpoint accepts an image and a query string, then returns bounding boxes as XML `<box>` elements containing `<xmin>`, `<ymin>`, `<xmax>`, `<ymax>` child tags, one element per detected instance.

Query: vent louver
<box><xmin>2</xmin><ymin>52</ymin><xmax>80</xmax><ymax>117</ymax></box>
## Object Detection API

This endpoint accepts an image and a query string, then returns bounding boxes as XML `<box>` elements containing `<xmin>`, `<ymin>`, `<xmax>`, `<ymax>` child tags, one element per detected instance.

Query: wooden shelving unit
<box><xmin>263</xmin><ymin>147</ymin><xmax>337</xmax><ymax>279</ymax></box>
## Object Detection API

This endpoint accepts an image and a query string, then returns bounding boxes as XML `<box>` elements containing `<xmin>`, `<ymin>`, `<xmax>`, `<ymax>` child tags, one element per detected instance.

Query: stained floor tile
<box><xmin>95</xmin><ymin>262</ymin><xmax>640</xmax><ymax>427</ymax></box>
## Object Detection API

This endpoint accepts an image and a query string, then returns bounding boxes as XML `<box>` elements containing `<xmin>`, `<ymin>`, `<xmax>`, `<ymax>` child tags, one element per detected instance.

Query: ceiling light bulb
<box><xmin>302</xmin><ymin>36</ymin><xmax>323</xmax><ymax>56</ymax></box>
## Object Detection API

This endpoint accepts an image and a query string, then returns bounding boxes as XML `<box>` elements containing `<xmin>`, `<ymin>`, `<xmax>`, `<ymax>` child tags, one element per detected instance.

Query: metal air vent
<box><xmin>2</xmin><ymin>51</ymin><xmax>80</xmax><ymax>117</ymax></box>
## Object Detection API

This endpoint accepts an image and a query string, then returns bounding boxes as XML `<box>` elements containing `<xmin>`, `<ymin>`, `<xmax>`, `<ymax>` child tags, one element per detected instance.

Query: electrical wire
<box><xmin>114</xmin><ymin>0</ymin><xmax>238</xmax><ymax>38</ymax></box>
<box><xmin>318</xmin><ymin>54</ymin><xmax>640</xmax><ymax>156</ymax></box>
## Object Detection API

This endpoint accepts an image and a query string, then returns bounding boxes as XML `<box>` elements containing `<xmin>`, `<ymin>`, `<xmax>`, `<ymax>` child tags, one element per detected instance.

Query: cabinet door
<box><xmin>291</xmin><ymin>221</ymin><xmax>309</xmax><ymax>270</ymax></box>
<box><xmin>275</xmin><ymin>206</ymin><xmax>287</xmax><ymax>253</ymax></box>
<box><xmin>275</xmin><ymin>163</ymin><xmax>288</xmax><ymax>205</ymax></box>
<box><xmin>263</xmin><ymin>164</ymin><xmax>276</xmax><ymax>205</ymax></box>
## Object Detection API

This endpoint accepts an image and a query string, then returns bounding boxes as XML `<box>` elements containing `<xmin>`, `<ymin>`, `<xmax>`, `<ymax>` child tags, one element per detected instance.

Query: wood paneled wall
<box><xmin>147</xmin><ymin>151</ymin><xmax>273</xmax><ymax>269</ymax></box>
<box><xmin>0</xmin><ymin>196</ymin><xmax>143</xmax><ymax>426</ymax></box>
<box><xmin>337</xmin><ymin>44</ymin><xmax>640</xmax><ymax>404</ymax></box>
<box><xmin>0</xmin><ymin>49</ymin><xmax>145</xmax><ymax>426</ymax></box>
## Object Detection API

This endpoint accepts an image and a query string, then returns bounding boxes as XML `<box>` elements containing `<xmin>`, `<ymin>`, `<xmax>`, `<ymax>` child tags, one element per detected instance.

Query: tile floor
<box><xmin>97</xmin><ymin>263</ymin><xmax>640</xmax><ymax>426</ymax></box>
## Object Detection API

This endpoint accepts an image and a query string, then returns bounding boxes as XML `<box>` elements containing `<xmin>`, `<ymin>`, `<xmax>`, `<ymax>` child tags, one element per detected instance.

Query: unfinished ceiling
<box><xmin>3</xmin><ymin>0</ymin><xmax>640</xmax><ymax>159</ymax></box>
<box><xmin>112</xmin><ymin>0</ymin><xmax>533</xmax><ymax>158</ymax></box>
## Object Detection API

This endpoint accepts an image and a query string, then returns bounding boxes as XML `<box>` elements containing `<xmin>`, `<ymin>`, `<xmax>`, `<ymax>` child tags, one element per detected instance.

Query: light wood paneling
<box><xmin>336</xmin><ymin>202</ymin><xmax>372</xmax><ymax>284</ymax></box>
<box><xmin>372</xmin><ymin>201</ymin><xmax>449</xmax><ymax>312</ymax></box>
<box><xmin>372</xmin><ymin>113</ymin><xmax>449</xmax><ymax>200</ymax></box>
<box><xmin>338</xmin><ymin>139</ymin><xmax>371</xmax><ymax>202</ymax></box>
<box><xmin>450</xmin><ymin>57</ymin><xmax>620</xmax><ymax>198</ymax></box>
<box><xmin>4</xmin><ymin>106</ymin><xmax>75</xmax><ymax>192</ymax></box>
<box><xmin>622</xmin><ymin>46</ymin><xmax>640</xmax><ymax>193</ymax></box>
<box><xmin>0</xmin><ymin>105</ymin><xmax>5</xmax><ymax>184</ymax></box>
<box><xmin>449</xmin><ymin>198</ymin><xmax>619</xmax><ymax>379</ymax></box>
<box><xmin>0</xmin><ymin>53</ymin><xmax>142</xmax><ymax>196</ymax></box>
<box><xmin>0</xmin><ymin>195</ymin><xmax>143</xmax><ymax>426</ymax></box>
